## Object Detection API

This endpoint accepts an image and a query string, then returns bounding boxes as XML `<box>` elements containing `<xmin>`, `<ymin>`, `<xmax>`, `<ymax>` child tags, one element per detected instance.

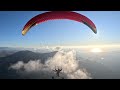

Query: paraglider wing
<box><xmin>22</xmin><ymin>11</ymin><xmax>97</xmax><ymax>36</ymax></box>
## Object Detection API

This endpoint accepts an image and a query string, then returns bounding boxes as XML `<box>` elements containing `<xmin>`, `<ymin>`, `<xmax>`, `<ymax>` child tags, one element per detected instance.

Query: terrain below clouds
<box><xmin>0</xmin><ymin>47</ymin><xmax>119</xmax><ymax>79</ymax></box>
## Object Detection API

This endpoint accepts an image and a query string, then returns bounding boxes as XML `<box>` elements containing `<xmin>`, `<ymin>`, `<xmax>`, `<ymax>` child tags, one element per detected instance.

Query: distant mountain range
<box><xmin>0</xmin><ymin>47</ymin><xmax>24</xmax><ymax>57</ymax></box>
<box><xmin>0</xmin><ymin>50</ymin><xmax>17</xmax><ymax>57</ymax></box>
<box><xmin>0</xmin><ymin>47</ymin><xmax>20</xmax><ymax>50</ymax></box>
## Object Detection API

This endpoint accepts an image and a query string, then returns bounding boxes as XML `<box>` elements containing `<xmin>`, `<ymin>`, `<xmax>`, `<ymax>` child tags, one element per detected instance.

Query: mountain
<box><xmin>0</xmin><ymin>50</ymin><xmax>57</xmax><ymax>63</ymax></box>
<box><xmin>0</xmin><ymin>50</ymin><xmax>57</xmax><ymax>79</ymax></box>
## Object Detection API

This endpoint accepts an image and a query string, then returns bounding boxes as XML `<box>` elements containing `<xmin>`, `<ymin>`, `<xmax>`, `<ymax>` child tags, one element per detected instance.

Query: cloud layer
<box><xmin>10</xmin><ymin>49</ymin><xmax>91</xmax><ymax>79</ymax></box>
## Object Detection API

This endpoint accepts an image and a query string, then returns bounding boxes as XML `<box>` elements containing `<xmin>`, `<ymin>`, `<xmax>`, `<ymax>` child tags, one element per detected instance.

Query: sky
<box><xmin>0</xmin><ymin>11</ymin><xmax>120</xmax><ymax>48</ymax></box>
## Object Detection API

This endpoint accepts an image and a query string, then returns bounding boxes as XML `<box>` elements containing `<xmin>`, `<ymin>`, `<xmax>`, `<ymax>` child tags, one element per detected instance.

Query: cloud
<box><xmin>10</xmin><ymin>49</ymin><xmax>92</xmax><ymax>79</ymax></box>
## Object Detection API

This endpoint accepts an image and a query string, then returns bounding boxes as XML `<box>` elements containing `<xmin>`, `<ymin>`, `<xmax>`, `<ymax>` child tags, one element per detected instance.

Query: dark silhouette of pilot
<box><xmin>52</xmin><ymin>76</ymin><xmax>54</xmax><ymax>79</ymax></box>
<box><xmin>53</xmin><ymin>67</ymin><xmax>62</xmax><ymax>77</ymax></box>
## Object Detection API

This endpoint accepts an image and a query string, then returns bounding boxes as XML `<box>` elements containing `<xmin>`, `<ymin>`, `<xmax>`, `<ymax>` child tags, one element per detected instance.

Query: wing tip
<box><xmin>22</xmin><ymin>30</ymin><xmax>26</xmax><ymax>36</ymax></box>
<box><xmin>94</xmin><ymin>28</ymin><xmax>97</xmax><ymax>34</ymax></box>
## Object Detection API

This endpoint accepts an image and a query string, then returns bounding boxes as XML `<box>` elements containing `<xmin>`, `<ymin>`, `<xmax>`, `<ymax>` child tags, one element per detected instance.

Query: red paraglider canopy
<box><xmin>22</xmin><ymin>11</ymin><xmax>97</xmax><ymax>36</ymax></box>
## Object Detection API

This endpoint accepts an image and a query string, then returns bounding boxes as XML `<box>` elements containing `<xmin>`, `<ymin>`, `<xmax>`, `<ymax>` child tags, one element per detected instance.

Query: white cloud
<box><xmin>10</xmin><ymin>61</ymin><xmax>24</xmax><ymax>70</ymax></box>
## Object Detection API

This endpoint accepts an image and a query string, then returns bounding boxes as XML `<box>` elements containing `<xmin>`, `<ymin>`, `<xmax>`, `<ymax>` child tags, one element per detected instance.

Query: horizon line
<box><xmin>1</xmin><ymin>44</ymin><xmax>120</xmax><ymax>48</ymax></box>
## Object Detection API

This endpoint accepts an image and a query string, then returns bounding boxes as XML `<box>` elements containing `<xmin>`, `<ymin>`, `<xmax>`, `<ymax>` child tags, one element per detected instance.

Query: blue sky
<box><xmin>0</xmin><ymin>11</ymin><xmax>120</xmax><ymax>48</ymax></box>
